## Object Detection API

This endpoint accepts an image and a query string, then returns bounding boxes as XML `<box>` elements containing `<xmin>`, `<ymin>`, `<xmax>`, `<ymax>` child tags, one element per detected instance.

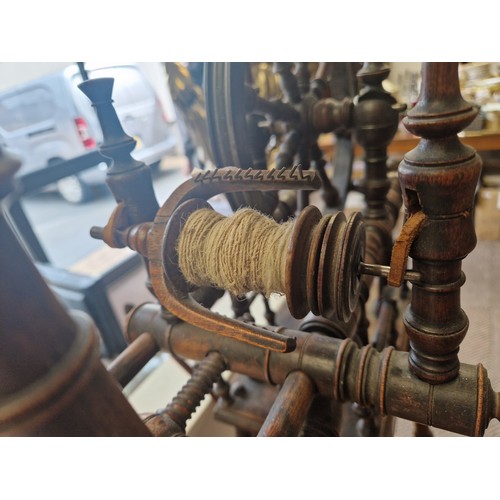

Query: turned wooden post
<box><xmin>352</xmin><ymin>63</ymin><xmax>404</xmax><ymax>345</ymax></box>
<box><xmin>78</xmin><ymin>78</ymin><xmax>159</xmax><ymax>225</ymax></box>
<box><xmin>399</xmin><ymin>62</ymin><xmax>482</xmax><ymax>384</ymax></box>
<box><xmin>354</xmin><ymin>63</ymin><xmax>401</xmax><ymax>226</ymax></box>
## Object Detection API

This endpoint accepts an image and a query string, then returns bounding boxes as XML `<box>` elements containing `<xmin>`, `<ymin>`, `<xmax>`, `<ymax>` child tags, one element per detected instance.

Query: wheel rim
<box><xmin>57</xmin><ymin>176</ymin><xmax>86</xmax><ymax>203</ymax></box>
<box><xmin>204</xmin><ymin>62</ymin><xmax>279</xmax><ymax>215</ymax></box>
<box><xmin>204</xmin><ymin>62</ymin><xmax>356</xmax><ymax>213</ymax></box>
<box><xmin>205</xmin><ymin>62</ymin><xmax>254</xmax><ymax>169</ymax></box>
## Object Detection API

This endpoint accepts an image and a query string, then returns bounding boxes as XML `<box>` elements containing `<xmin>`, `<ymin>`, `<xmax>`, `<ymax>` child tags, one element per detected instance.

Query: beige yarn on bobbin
<box><xmin>177</xmin><ymin>208</ymin><xmax>294</xmax><ymax>297</ymax></box>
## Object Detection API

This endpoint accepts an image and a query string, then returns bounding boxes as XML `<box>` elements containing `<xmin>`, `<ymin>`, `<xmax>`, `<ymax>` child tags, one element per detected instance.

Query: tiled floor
<box><xmin>394</xmin><ymin>239</ymin><xmax>500</xmax><ymax>437</ymax></box>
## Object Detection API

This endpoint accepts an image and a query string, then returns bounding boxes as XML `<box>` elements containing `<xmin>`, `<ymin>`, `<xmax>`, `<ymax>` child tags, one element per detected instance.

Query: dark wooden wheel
<box><xmin>204</xmin><ymin>62</ymin><xmax>359</xmax><ymax>215</ymax></box>
<box><xmin>204</xmin><ymin>62</ymin><xmax>281</xmax><ymax>216</ymax></box>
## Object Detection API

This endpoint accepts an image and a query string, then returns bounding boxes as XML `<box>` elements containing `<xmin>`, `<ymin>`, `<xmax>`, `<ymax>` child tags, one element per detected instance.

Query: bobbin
<box><xmin>171</xmin><ymin>202</ymin><xmax>423</xmax><ymax>324</ymax></box>
<box><xmin>173</xmin><ymin>202</ymin><xmax>366</xmax><ymax>323</ymax></box>
<box><xmin>148</xmin><ymin>166</ymin><xmax>323</xmax><ymax>354</ymax></box>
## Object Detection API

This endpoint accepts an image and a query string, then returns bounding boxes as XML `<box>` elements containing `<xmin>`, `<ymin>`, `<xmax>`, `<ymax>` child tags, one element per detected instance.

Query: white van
<box><xmin>0</xmin><ymin>63</ymin><xmax>178</xmax><ymax>202</ymax></box>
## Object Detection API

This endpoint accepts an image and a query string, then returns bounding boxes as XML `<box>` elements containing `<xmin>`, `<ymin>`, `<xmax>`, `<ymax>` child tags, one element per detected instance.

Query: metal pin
<box><xmin>359</xmin><ymin>262</ymin><xmax>422</xmax><ymax>284</ymax></box>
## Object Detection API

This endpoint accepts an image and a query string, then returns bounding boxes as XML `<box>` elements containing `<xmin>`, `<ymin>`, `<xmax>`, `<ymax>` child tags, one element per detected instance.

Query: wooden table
<box><xmin>320</xmin><ymin>130</ymin><xmax>500</xmax><ymax>160</ymax></box>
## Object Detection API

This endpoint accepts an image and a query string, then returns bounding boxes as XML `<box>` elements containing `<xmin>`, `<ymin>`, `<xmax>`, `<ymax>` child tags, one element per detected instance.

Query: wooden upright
<box><xmin>399</xmin><ymin>63</ymin><xmax>482</xmax><ymax>384</ymax></box>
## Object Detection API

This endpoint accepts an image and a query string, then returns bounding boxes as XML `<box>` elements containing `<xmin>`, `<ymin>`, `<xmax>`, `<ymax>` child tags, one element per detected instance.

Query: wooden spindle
<box><xmin>399</xmin><ymin>62</ymin><xmax>482</xmax><ymax>384</ymax></box>
<box><xmin>258</xmin><ymin>371</ymin><xmax>315</xmax><ymax>437</ymax></box>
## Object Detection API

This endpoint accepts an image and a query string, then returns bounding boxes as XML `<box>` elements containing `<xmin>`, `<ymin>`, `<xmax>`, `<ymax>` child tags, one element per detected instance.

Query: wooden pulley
<box><xmin>286</xmin><ymin>206</ymin><xmax>365</xmax><ymax>322</ymax></box>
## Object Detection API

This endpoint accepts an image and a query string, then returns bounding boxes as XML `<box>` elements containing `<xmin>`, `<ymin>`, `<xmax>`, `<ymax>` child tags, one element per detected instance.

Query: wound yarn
<box><xmin>177</xmin><ymin>208</ymin><xmax>294</xmax><ymax>297</ymax></box>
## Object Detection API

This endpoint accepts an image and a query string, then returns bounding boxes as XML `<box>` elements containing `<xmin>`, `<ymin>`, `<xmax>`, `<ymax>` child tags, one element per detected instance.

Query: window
<box><xmin>0</xmin><ymin>86</ymin><xmax>54</xmax><ymax>131</ymax></box>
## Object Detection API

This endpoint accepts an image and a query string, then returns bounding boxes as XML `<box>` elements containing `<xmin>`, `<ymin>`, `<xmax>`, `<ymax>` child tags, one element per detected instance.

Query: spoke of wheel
<box><xmin>204</xmin><ymin>62</ymin><xmax>278</xmax><ymax>215</ymax></box>
<box><xmin>315</xmin><ymin>62</ymin><xmax>332</xmax><ymax>82</ymax></box>
<box><xmin>295</xmin><ymin>63</ymin><xmax>311</xmax><ymax>95</ymax></box>
<box><xmin>331</xmin><ymin>136</ymin><xmax>354</xmax><ymax>210</ymax></box>
<box><xmin>245</xmin><ymin>84</ymin><xmax>300</xmax><ymax>123</ymax></box>
<box><xmin>297</xmin><ymin>140</ymin><xmax>311</xmax><ymax>210</ymax></box>
<box><xmin>273</xmin><ymin>62</ymin><xmax>301</xmax><ymax>104</ymax></box>
<box><xmin>329</xmin><ymin>62</ymin><xmax>362</xmax><ymax>100</ymax></box>
<box><xmin>274</xmin><ymin>130</ymin><xmax>301</xmax><ymax>169</ymax></box>
<box><xmin>310</xmin><ymin>141</ymin><xmax>339</xmax><ymax>208</ymax></box>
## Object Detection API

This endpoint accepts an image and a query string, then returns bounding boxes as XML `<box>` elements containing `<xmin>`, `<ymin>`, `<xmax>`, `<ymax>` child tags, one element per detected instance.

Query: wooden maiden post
<box><xmin>399</xmin><ymin>63</ymin><xmax>482</xmax><ymax>384</ymax></box>
<box><xmin>355</xmin><ymin>62</ymin><xmax>402</xmax><ymax>226</ymax></box>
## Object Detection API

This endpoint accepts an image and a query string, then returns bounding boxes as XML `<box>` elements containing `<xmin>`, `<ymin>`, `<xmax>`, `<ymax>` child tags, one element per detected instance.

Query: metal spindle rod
<box><xmin>359</xmin><ymin>262</ymin><xmax>422</xmax><ymax>283</ymax></box>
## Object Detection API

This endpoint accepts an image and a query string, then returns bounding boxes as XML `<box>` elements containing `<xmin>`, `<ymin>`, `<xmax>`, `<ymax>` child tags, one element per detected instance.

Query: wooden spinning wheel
<box><xmin>1</xmin><ymin>62</ymin><xmax>500</xmax><ymax>441</ymax></box>
<box><xmin>204</xmin><ymin>62</ymin><xmax>359</xmax><ymax>214</ymax></box>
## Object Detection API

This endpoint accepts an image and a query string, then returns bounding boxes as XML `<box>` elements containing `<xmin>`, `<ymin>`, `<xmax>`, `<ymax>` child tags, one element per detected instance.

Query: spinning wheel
<box><xmin>204</xmin><ymin>62</ymin><xmax>358</xmax><ymax>214</ymax></box>
<box><xmin>3</xmin><ymin>63</ymin><xmax>500</xmax><ymax>440</ymax></box>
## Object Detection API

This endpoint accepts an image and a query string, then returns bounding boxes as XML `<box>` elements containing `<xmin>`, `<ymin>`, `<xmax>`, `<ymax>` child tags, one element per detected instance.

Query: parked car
<box><xmin>0</xmin><ymin>63</ymin><xmax>178</xmax><ymax>202</ymax></box>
